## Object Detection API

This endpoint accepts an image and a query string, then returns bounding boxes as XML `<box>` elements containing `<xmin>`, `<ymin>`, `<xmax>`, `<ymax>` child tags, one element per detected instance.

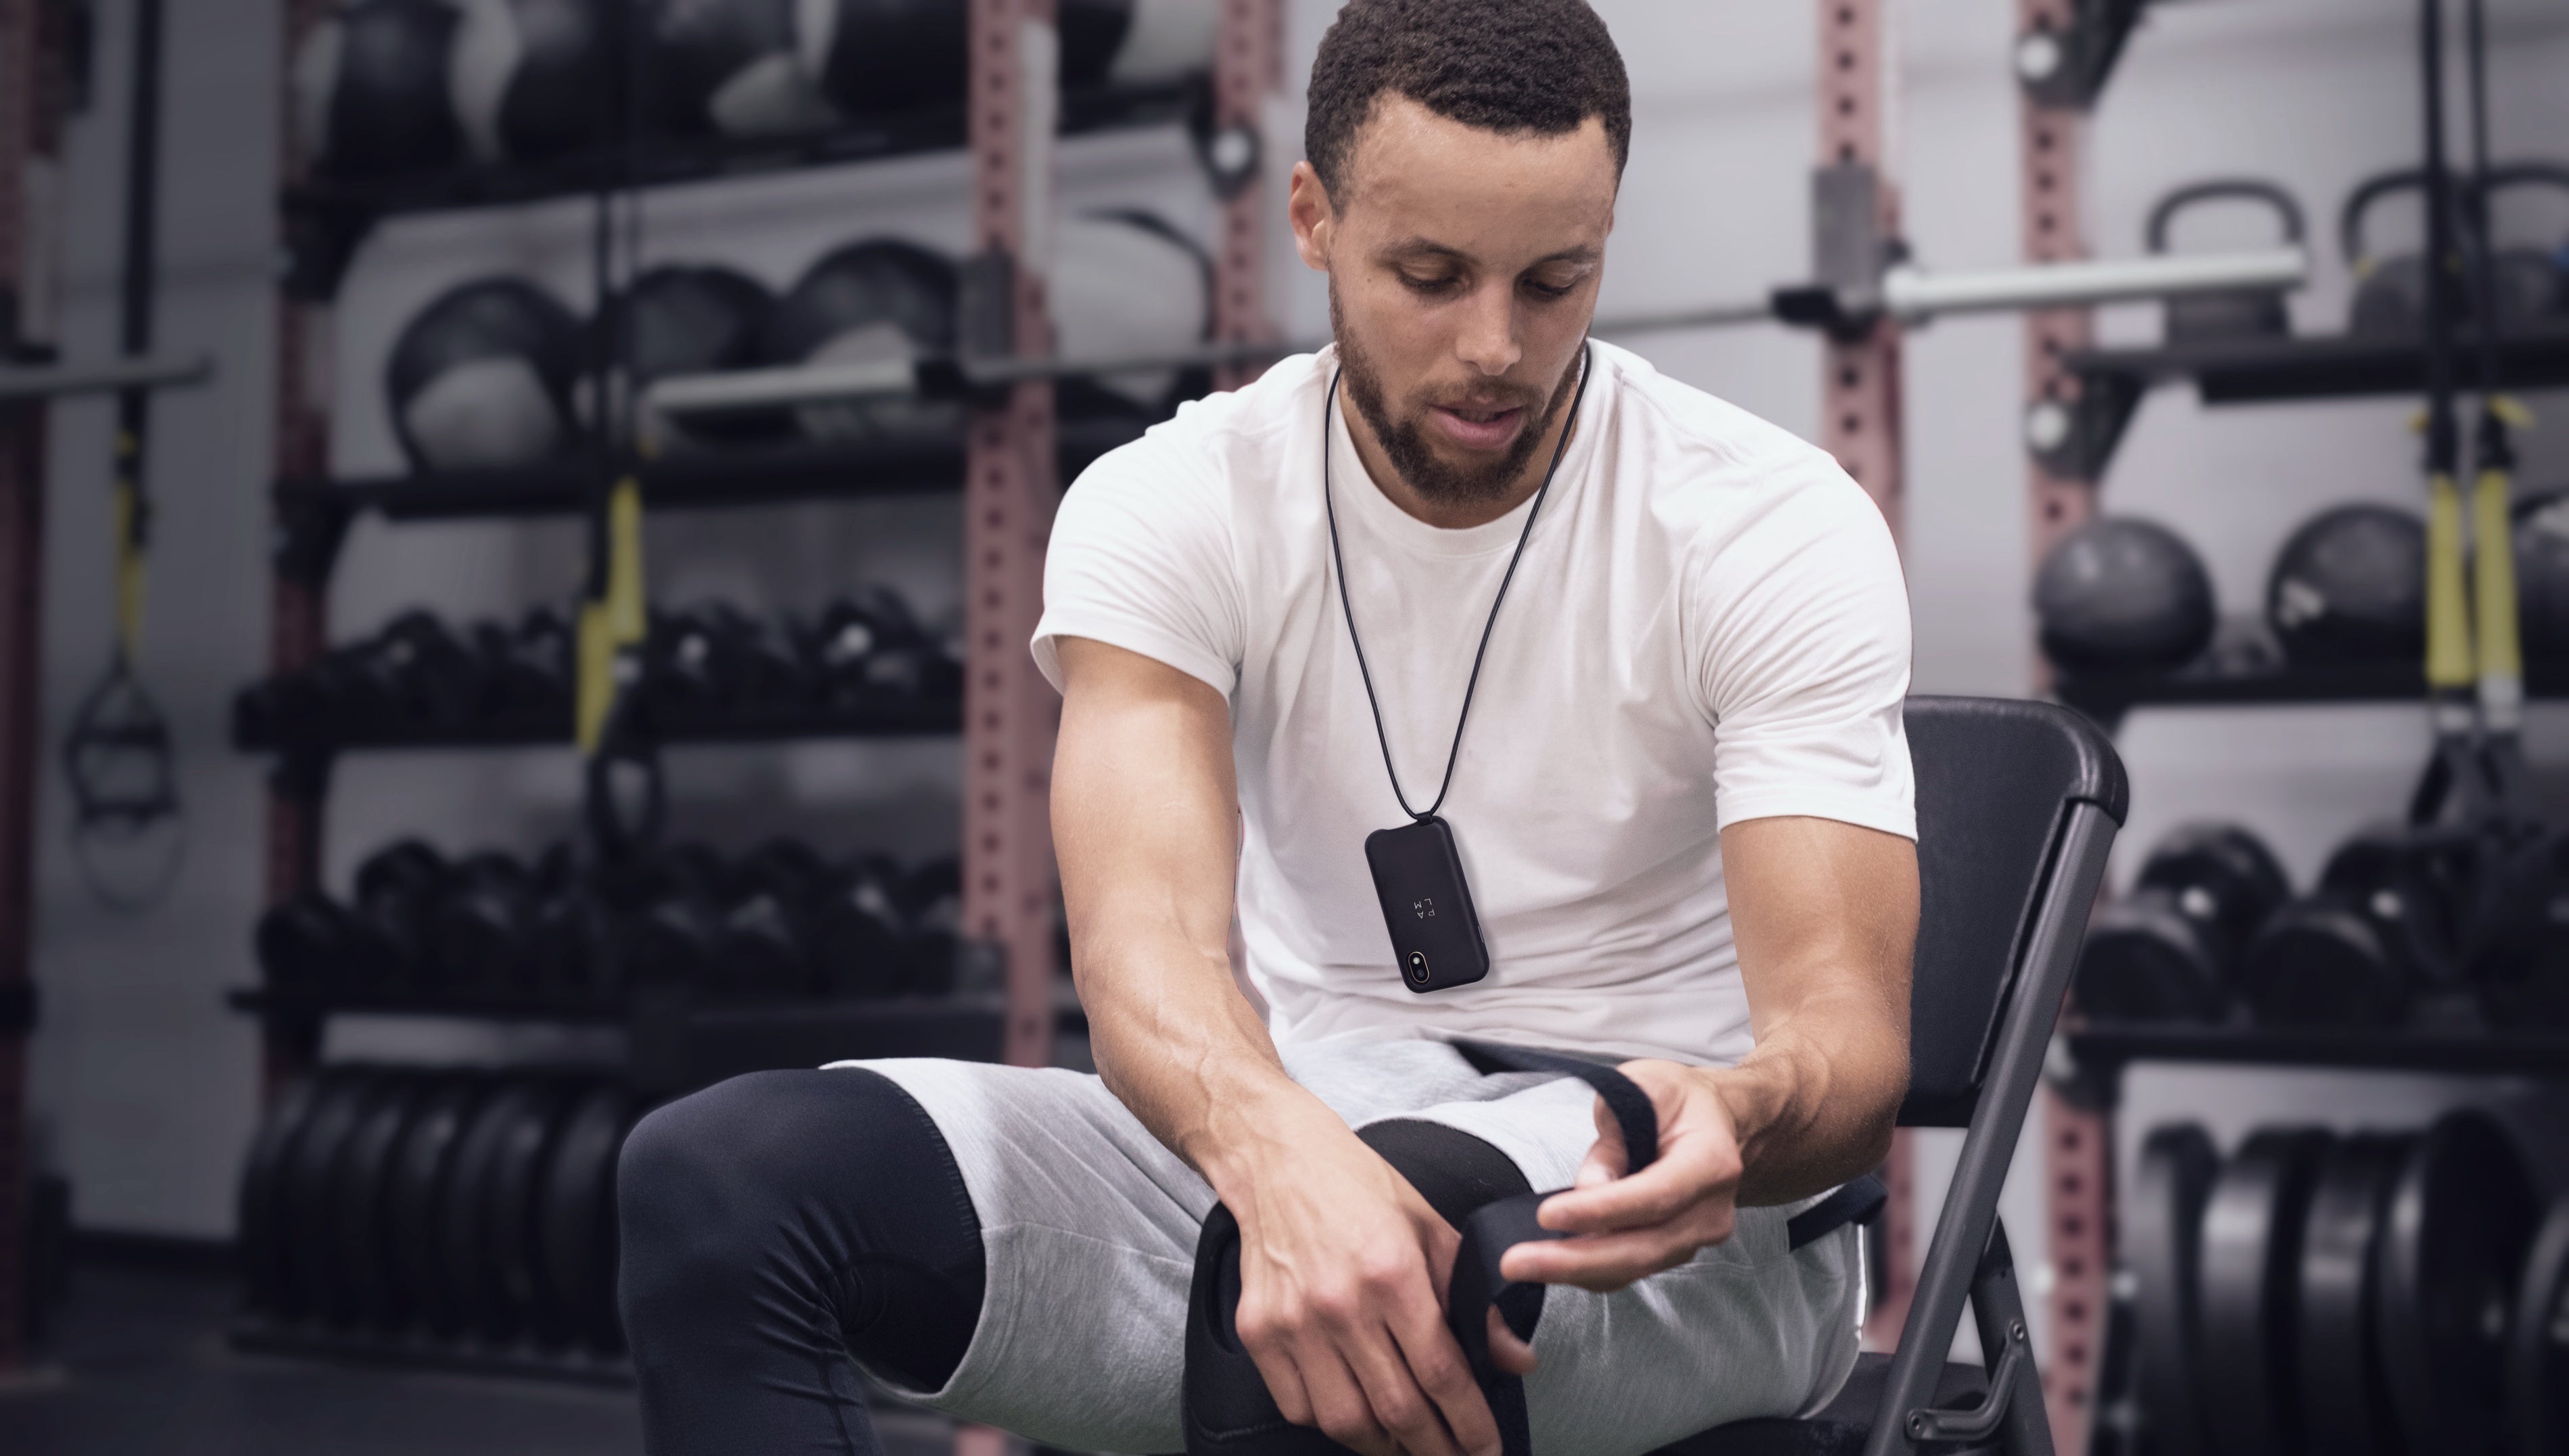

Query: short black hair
<box><xmin>1304</xmin><ymin>0</ymin><xmax>1631</xmax><ymax>203</ymax></box>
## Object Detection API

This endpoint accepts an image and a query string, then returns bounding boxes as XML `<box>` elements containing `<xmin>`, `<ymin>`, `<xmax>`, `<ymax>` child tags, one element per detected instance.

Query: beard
<box><xmin>1330</xmin><ymin>282</ymin><xmax>1584</xmax><ymax>509</ymax></box>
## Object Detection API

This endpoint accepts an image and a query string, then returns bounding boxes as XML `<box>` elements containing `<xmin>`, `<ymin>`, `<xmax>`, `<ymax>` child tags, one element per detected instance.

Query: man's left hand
<box><xmin>1495</xmin><ymin>1060</ymin><xmax>1744</xmax><ymax>1292</ymax></box>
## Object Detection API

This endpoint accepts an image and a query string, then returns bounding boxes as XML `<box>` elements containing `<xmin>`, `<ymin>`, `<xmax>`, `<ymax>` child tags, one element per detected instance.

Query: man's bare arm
<box><xmin>1500</xmin><ymin>815</ymin><xmax>1915</xmax><ymax>1292</ymax></box>
<box><xmin>1052</xmin><ymin>637</ymin><xmax>1505</xmax><ymax>1456</ymax></box>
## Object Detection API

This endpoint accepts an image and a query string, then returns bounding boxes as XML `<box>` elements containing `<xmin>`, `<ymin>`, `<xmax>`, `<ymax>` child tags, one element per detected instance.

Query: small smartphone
<box><xmin>1363</xmin><ymin>815</ymin><xmax>1492</xmax><ymax>993</ymax></box>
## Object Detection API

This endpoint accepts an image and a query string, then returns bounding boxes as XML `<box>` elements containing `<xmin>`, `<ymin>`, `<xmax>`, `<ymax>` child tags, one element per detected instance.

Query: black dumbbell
<box><xmin>256</xmin><ymin>892</ymin><xmax>381</xmax><ymax>998</ymax></box>
<box><xmin>375</xmin><ymin>610</ymin><xmax>491</xmax><ymax>729</ymax></box>
<box><xmin>899</xmin><ymin>857</ymin><xmax>961</xmax><ymax>996</ymax></box>
<box><xmin>812</xmin><ymin>853</ymin><xmax>915</xmax><ymax>1000</ymax></box>
<box><xmin>479</xmin><ymin>604</ymin><xmax>574</xmax><ymax>723</ymax></box>
<box><xmin>353</xmin><ymin>839</ymin><xmax>450</xmax><ymax>997</ymax></box>
<box><xmin>2241</xmin><ymin>825</ymin><xmax>2464</xmax><ymax>1028</ymax></box>
<box><xmin>805</xmin><ymin>588</ymin><xmax>961</xmax><ymax>710</ymax></box>
<box><xmin>717</xmin><ymin>838</ymin><xmax>836</xmax><ymax>999</ymax></box>
<box><xmin>2078</xmin><ymin>824</ymin><xmax>2290</xmax><ymax>1023</ymax></box>
<box><xmin>623</xmin><ymin>843</ymin><xmax>735</xmax><ymax>994</ymax></box>
<box><xmin>430</xmin><ymin>850</ymin><xmax>548</xmax><ymax>1000</ymax></box>
<box><xmin>650</xmin><ymin>602</ymin><xmax>810</xmax><ymax>719</ymax></box>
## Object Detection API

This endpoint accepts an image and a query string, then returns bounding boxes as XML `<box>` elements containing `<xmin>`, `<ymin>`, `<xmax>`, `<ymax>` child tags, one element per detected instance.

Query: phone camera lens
<box><xmin>1406</xmin><ymin>952</ymin><xmax>1430</xmax><ymax>985</ymax></box>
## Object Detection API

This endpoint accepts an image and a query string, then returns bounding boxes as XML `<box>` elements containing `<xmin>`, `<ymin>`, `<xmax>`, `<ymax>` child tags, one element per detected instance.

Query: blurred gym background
<box><xmin>3</xmin><ymin>1</ymin><xmax>2569</xmax><ymax>1454</ymax></box>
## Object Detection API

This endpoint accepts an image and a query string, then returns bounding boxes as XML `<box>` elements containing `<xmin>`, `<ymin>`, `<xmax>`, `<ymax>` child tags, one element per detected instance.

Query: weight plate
<box><xmin>2507</xmin><ymin>1195</ymin><xmax>2569</xmax><ymax>1456</ymax></box>
<box><xmin>280</xmin><ymin>1069</ymin><xmax>387</xmax><ymax>1324</ymax></box>
<box><xmin>2129</xmin><ymin>1124</ymin><xmax>2221</xmax><ymax>1456</ymax></box>
<box><xmin>2376</xmin><ymin>1108</ymin><xmax>2541</xmax><ymax>1456</ymax></box>
<box><xmin>2295</xmin><ymin>1132</ymin><xmax>2412</xmax><ymax>1456</ymax></box>
<box><xmin>387</xmin><ymin>1073</ymin><xmax>483</xmax><ymax>1338</ymax></box>
<box><xmin>331</xmin><ymin>1072</ymin><xmax>430</xmax><ymax>1328</ymax></box>
<box><xmin>487</xmin><ymin>1077</ymin><xmax>573</xmax><ymax>1343</ymax></box>
<box><xmin>2197</xmin><ymin>1126</ymin><xmax>2333</xmax><ymax>1456</ymax></box>
<box><xmin>235</xmin><ymin>1073</ymin><xmax>328</xmax><ymax>1317</ymax></box>
<box><xmin>440</xmin><ymin>1077</ymin><xmax>556</xmax><ymax>1342</ymax></box>
<box><xmin>537</xmin><ymin>1082</ymin><xmax>632</xmax><ymax>1351</ymax></box>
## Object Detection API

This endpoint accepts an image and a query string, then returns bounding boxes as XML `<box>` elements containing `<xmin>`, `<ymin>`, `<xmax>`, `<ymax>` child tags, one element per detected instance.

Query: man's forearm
<box><xmin>1702</xmin><ymin>981</ymin><xmax>1906</xmax><ymax>1207</ymax></box>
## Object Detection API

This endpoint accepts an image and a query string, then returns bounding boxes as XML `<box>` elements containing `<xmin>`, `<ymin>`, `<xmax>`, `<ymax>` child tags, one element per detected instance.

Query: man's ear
<box><xmin>1287</xmin><ymin>160</ymin><xmax>1335</xmax><ymax>274</ymax></box>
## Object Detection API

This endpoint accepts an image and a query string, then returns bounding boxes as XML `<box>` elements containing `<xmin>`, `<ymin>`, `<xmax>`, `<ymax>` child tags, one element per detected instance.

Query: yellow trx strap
<box><xmin>2426</xmin><ymin>468</ymin><xmax>2476</xmax><ymax>694</ymax></box>
<box><xmin>577</xmin><ymin>478</ymin><xmax>646</xmax><ymax>752</ymax></box>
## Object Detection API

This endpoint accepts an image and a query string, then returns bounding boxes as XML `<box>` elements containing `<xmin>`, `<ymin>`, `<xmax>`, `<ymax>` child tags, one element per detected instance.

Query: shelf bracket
<box><xmin>2013</xmin><ymin>0</ymin><xmax>2153</xmax><ymax>110</ymax></box>
<box><xmin>2023</xmin><ymin>367</ymin><xmax>2142</xmax><ymax>481</ymax></box>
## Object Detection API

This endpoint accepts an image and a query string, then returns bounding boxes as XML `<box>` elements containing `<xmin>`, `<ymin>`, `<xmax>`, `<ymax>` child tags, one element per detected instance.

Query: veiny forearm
<box><xmin>1052</xmin><ymin>638</ymin><xmax>1345</xmax><ymax>1195</ymax></box>
<box><xmin>1704</xmin><ymin>981</ymin><xmax>1906</xmax><ymax>1206</ymax></box>
<box><xmin>1711</xmin><ymin>815</ymin><xmax>1917</xmax><ymax>1207</ymax></box>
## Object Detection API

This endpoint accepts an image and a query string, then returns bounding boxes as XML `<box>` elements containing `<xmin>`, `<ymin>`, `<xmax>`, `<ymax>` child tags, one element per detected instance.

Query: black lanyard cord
<box><xmin>1322</xmin><ymin>343</ymin><xmax>1593</xmax><ymax>823</ymax></box>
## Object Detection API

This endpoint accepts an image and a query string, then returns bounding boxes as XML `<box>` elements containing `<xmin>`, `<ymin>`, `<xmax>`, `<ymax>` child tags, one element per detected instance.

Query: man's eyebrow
<box><xmin>1377</xmin><ymin>238</ymin><xmax>1603</xmax><ymax>267</ymax></box>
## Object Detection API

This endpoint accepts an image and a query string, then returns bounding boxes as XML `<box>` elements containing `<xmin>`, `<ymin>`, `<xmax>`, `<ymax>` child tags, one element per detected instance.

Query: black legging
<box><xmin>617</xmin><ymin>1067</ymin><xmax>1530</xmax><ymax>1456</ymax></box>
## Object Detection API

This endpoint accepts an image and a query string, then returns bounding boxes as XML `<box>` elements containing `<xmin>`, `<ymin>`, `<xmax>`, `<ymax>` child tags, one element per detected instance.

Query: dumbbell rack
<box><xmin>245</xmin><ymin>0</ymin><xmax>1284</xmax><ymax>1380</ymax></box>
<box><xmin>1985</xmin><ymin>5</ymin><xmax>2569</xmax><ymax>1454</ymax></box>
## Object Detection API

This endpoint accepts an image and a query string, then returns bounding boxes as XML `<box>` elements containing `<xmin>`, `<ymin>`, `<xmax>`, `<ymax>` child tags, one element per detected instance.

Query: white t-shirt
<box><xmin>1032</xmin><ymin>341</ymin><xmax>1914</xmax><ymax>1067</ymax></box>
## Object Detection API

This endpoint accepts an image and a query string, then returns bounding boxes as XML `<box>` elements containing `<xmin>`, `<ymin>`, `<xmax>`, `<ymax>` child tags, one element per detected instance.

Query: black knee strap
<box><xmin>1179</xmin><ymin>1042</ymin><xmax>1883</xmax><ymax>1456</ymax></box>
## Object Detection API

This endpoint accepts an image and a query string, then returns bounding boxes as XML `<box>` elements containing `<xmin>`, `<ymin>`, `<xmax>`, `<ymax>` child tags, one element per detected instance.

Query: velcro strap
<box><xmin>1785</xmin><ymin>1173</ymin><xmax>1887</xmax><ymax>1251</ymax></box>
<box><xmin>1450</xmin><ymin>1040</ymin><xmax>1659</xmax><ymax>1171</ymax></box>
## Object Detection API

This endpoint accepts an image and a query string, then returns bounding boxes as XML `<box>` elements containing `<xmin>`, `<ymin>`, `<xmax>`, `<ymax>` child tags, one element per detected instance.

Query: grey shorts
<box><xmin>832</xmin><ymin>1039</ymin><xmax>1862</xmax><ymax>1456</ymax></box>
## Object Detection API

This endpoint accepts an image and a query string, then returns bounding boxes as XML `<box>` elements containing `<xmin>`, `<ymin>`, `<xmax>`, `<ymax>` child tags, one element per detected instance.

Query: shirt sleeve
<box><xmin>1689</xmin><ymin>444</ymin><xmax>1916</xmax><ymax>840</ymax></box>
<box><xmin>1031</xmin><ymin>433</ymin><xmax>1245</xmax><ymax>698</ymax></box>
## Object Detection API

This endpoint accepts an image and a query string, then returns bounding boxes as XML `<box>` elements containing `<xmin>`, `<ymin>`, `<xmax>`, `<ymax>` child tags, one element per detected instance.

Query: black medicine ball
<box><xmin>801</xmin><ymin>0</ymin><xmax>967</xmax><ymax>118</ymax></box>
<box><xmin>761</xmin><ymin>239</ymin><xmax>959</xmax><ymax>442</ymax></box>
<box><xmin>1059</xmin><ymin>0</ymin><xmax>1219</xmax><ymax>89</ymax></box>
<box><xmin>2034</xmin><ymin>516</ymin><xmax>2218</xmax><ymax>674</ymax></box>
<box><xmin>642</xmin><ymin>0</ymin><xmax>836</xmax><ymax>139</ymax></box>
<box><xmin>2514</xmin><ymin>488</ymin><xmax>2569</xmax><ymax>662</ymax></box>
<box><xmin>2265</xmin><ymin>503</ymin><xmax>2425</xmax><ymax>665</ymax></box>
<box><xmin>448</xmin><ymin>0</ymin><xmax>610</xmax><ymax>164</ymax></box>
<box><xmin>1053</xmin><ymin>212</ymin><xmax>1214</xmax><ymax>422</ymax></box>
<box><xmin>614</xmin><ymin>264</ymin><xmax>785</xmax><ymax>448</ymax></box>
<box><xmin>295</xmin><ymin>0</ymin><xmax>465</xmax><ymax>180</ymax></box>
<box><xmin>386</xmin><ymin>278</ymin><xmax>585</xmax><ymax>472</ymax></box>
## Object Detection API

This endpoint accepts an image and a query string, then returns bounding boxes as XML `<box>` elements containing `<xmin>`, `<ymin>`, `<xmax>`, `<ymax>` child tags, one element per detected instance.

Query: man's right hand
<box><xmin>1215</xmin><ymin>1092</ymin><xmax>1503</xmax><ymax>1456</ymax></box>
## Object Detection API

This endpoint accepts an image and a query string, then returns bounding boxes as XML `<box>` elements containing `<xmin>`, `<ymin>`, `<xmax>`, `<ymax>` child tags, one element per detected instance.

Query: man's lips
<box><xmin>1428</xmin><ymin>402</ymin><xmax>1529</xmax><ymax>451</ymax></box>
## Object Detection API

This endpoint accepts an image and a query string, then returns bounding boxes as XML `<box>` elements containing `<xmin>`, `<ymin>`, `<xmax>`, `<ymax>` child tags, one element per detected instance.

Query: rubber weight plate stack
<box><xmin>2130</xmin><ymin>1125</ymin><xmax>2222</xmax><ymax>1456</ymax></box>
<box><xmin>2509</xmin><ymin>1195</ymin><xmax>2569</xmax><ymax>1456</ymax></box>
<box><xmin>538</xmin><ymin>1082</ymin><xmax>634</xmax><ymax>1351</ymax></box>
<box><xmin>235</xmin><ymin>1074</ymin><xmax>329</xmax><ymax>1317</ymax></box>
<box><xmin>2296</xmin><ymin>1132</ymin><xmax>2413</xmax><ymax>1456</ymax></box>
<box><xmin>487</xmin><ymin>1077</ymin><xmax>574</xmax><ymax>1344</ymax></box>
<box><xmin>331</xmin><ymin>1072</ymin><xmax>433</xmax><ymax>1329</ymax></box>
<box><xmin>283</xmin><ymin>1071</ymin><xmax>392</xmax><ymax>1325</ymax></box>
<box><xmin>2376</xmin><ymin>1109</ymin><xmax>2541</xmax><ymax>1456</ymax></box>
<box><xmin>2197</xmin><ymin>1127</ymin><xmax>2333</xmax><ymax>1456</ymax></box>
<box><xmin>388</xmin><ymin>1073</ymin><xmax>484</xmax><ymax>1339</ymax></box>
<box><xmin>441</xmin><ymin>1077</ymin><xmax>558</xmax><ymax>1342</ymax></box>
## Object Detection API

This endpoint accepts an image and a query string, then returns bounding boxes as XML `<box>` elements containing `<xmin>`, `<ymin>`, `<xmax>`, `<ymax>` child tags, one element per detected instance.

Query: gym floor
<box><xmin>0</xmin><ymin>1249</ymin><xmax>961</xmax><ymax>1456</ymax></box>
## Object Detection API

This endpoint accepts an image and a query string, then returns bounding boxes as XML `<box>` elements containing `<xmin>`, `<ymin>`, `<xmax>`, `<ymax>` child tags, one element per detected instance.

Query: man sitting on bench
<box><xmin>617</xmin><ymin>3</ymin><xmax>1918</xmax><ymax>1454</ymax></box>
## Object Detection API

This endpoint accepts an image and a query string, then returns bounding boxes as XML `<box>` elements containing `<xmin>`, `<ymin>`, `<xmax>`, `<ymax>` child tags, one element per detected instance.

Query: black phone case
<box><xmin>1363</xmin><ymin>816</ymin><xmax>1491</xmax><ymax>993</ymax></box>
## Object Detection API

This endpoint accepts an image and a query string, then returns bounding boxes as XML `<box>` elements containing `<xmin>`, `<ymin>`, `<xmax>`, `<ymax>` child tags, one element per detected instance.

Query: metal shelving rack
<box><xmin>251</xmin><ymin>3</ymin><xmax>1282</xmax><ymax>1096</ymax></box>
<box><xmin>0</xmin><ymin>0</ymin><xmax>73</xmax><ymax>1371</ymax></box>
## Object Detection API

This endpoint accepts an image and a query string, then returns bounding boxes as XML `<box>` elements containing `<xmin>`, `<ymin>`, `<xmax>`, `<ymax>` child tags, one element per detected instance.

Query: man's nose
<box><xmin>1454</xmin><ymin>283</ymin><xmax>1523</xmax><ymax>378</ymax></box>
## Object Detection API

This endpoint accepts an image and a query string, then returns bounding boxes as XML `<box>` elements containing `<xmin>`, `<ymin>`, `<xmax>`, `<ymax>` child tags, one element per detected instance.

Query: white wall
<box><xmin>27</xmin><ymin>0</ymin><xmax>2569</xmax><ymax>1293</ymax></box>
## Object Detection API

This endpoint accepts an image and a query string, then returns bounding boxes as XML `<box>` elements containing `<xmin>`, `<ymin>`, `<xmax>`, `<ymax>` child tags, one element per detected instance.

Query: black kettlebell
<box><xmin>2467</xmin><ymin>163</ymin><xmax>2569</xmax><ymax>332</ymax></box>
<box><xmin>2343</xmin><ymin>168</ymin><xmax>2474</xmax><ymax>338</ymax></box>
<box><xmin>376</xmin><ymin>610</ymin><xmax>492</xmax><ymax>729</ymax></box>
<box><xmin>624</xmin><ymin>842</ymin><xmax>735</xmax><ymax>994</ymax></box>
<box><xmin>2145</xmin><ymin>178</ymin><xmax>2305</xmax><ymax>344</ymax></box>
<box><xmin>431</xmin><ymin>851</ymin><xmax>543</xmax><ymax>997</ymax></box>
<box><xmin>2078</xmin><ymin>823</ymin><xmax>2291</xmax><ymax>1022</ymax></box>
<box><xmin>477</xmin><ymin>604</ymin><xmax>575</xmax><ymax>724</ymax></box>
